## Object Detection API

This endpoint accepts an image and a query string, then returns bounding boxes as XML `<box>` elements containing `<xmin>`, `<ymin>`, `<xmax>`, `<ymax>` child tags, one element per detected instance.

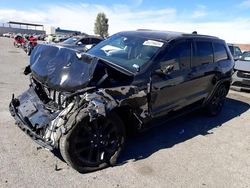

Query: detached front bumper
<box><xmin>9</xmin><ymin>87</ymin><xmax>57</xmax><ymax>150</ymax></box>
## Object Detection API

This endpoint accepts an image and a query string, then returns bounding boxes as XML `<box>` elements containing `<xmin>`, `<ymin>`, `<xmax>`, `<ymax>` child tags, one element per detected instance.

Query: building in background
<box><xmin>0</xmin><ymin>21</ymin><xmax>45</xmax><ymax>35</ymax></box>
<box><xmin>0</xmin><ymin>21</ymin><xmax>83</xmax><ymax>36</ymax></box>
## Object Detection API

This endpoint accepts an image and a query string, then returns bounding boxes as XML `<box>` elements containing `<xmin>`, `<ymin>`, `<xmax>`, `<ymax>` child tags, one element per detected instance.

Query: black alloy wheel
<box><xmin>60</xmin><ymin>111</ymin><xmax>125</xmax><ymax>173</ymax></box>
<box><xmin>206</xmin><ymin>84</ymin><xmax>228</xmax><ymax>116</ymax></box>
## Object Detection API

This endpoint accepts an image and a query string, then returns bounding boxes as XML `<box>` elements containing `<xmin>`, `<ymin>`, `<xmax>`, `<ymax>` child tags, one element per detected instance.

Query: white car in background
<box><xmin>231</xmin><ymin>51</ymin><xmax>250</xmax><ymax>91</ymax></box>
<box><xmin>2</xmin><ymin>32</ymin><xmax>13</xmax><ymax>37</ymax></box>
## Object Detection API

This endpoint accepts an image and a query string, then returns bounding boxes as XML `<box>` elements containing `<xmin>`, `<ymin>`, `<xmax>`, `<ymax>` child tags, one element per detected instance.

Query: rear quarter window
<box><xmin>193</xmin><ymin>41</ymin><xmax>213</xmax><ymax>67</ymax></box>
<box><xmin>213</xmin><ymin>42</ymin><xmax>228</xmax><ymax>62</ymax></box>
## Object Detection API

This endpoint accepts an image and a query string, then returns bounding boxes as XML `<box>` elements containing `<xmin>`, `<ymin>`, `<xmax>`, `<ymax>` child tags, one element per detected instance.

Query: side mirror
<box><xmin>155</xmin><ymin>64</ymin><xmax>174</xmax><ymax>75</ymax></box>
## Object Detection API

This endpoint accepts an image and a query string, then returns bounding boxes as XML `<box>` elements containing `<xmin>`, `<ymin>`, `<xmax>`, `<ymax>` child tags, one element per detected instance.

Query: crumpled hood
<box><xmin>234</xmin><ymin>60</ymin><xmax>250</xmax><ymax>72</ymax></box>
<box><xmin>30</xmin><ymin>44</ymin><xmax>98</xmax><ymax>92</ymax></box>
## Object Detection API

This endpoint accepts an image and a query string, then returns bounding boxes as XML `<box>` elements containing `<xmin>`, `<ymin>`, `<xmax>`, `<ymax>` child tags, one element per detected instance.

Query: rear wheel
<box><xmin>60</xmin><ymin>111</ymin><xmax>125</xmax><ymax>173</ymax></box>
<box><xmin>205</xmin><ymin>84</ymin><xmax>228</xmax><ymax>116</ymax></box>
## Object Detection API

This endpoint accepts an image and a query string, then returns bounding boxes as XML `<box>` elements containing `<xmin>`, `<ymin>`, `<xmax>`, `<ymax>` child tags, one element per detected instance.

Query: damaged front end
<box><xmin>9</xmin><ymin>44</ymin><xmax>150</xmax><ymax>151</ymax></box>
<box><xmin>9</xmin><ymin>78</ymin><xmax>149</xmax><ymax>151</ymax></box>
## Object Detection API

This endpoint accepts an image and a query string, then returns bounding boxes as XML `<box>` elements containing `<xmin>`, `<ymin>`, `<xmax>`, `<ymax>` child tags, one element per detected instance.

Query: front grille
<box><xmin>31</xmin><ymin>77</ymin><xmax>67</xmax><ymax>109</ymax></box>
<box><xmin>43</xmin><ymin>87</ymin><xmax>67</xmax><ymax>108</ymax></box>
<box><xmin>237</xmin><ymin>71</ymin><xmax>250</xmax><ymax>79</ymax></box>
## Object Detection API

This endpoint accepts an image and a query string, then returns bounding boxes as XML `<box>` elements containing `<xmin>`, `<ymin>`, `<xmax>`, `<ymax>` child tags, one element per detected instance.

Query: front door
<box><xmin>150</xmin><ymin>40</ymin><xmax>195</xmax><ymax>117</ymax></box>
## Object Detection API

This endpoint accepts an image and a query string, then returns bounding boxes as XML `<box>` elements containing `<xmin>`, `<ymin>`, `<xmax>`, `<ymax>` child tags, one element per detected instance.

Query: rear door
<box><xmin>190</xmin><ymin>40</ymin><xmax>216</xmax><ymax>99</ymax></box>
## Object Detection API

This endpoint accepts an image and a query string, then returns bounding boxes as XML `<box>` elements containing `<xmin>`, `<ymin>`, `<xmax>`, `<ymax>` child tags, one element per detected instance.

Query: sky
<box><xmin>0</xmin><ymin>0</ymin><xmax>250</xmax><ymax>43</ymax></box>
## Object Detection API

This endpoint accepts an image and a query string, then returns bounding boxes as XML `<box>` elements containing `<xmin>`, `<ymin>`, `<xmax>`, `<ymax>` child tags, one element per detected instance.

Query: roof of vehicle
<box><xmin>73</xmin><ymin>35</ymin><xmax>103</xmax><ymax>40</ymax></box>
<box><xmin>117</xmin><ymin>30</ymin><xmax>221</xmax><ymax>42</ymax></box>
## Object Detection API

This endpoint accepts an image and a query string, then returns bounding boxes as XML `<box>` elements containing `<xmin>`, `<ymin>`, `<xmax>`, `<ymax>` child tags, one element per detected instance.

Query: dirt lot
<box><xmin>0</xmin><ymin>37</ymin><xmax>250</xmax><ymax>188</ymax></box>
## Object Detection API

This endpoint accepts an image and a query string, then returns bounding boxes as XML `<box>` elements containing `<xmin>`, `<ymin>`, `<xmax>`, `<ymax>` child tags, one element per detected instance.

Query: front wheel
<box><xmin>59</xmin><ymin>111</ymin><xmax>126</xmax><ymax>173</ymax></box>
<box><xmin>205</xmin><ymin>84</ymin><xmax>228</xmax><ymax>116</ymax></box>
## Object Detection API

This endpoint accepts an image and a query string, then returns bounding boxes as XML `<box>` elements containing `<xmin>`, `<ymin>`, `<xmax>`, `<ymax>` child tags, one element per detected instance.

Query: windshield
<box><xmin>88</xmin><ymin>33</ymin><xmax>165</xmax><ymax>72</ymax></box>
<box><xmin>240</xmin><ymin>52</ymin><xmax>250</xmax><ymax>61</ymax></box>
<box><xmin>62</xmin><ymin>37</ymin><xmax>78</xmax><ymax>44</ymax></box>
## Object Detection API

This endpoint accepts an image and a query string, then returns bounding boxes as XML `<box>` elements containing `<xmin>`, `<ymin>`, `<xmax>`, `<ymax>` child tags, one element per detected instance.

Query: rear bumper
<box><xmin>9</xmin><ymin>87</ymin><xmax>56</xmax><ymax>150</ymax></box>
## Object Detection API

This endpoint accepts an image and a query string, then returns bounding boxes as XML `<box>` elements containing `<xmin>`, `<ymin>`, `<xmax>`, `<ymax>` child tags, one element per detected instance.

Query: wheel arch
<box><xmin>111</xmin><ymin>105</ymin><xmax>141</xmax><ymax>136</ymax></box>
<box><xmin>204</xmin><ymin>78</ymin><xmax>231</xmax><ymax>105</ymax></box>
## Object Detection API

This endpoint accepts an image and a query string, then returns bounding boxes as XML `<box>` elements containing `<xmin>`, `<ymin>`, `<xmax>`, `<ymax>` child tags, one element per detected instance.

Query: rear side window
<box><xmin>213</xmin><ymin>42</ymin><xmax>228</xmax><ymax>62</ymax></box>
<box><xmin>193</xmin><ymin>41</ymin><xmax>213</xmax><ymax>67</ymax></box>
<box><xmin>161</xmin><ymin>41</ymin><xmax>191</xmax><ymax>70</ymax></box>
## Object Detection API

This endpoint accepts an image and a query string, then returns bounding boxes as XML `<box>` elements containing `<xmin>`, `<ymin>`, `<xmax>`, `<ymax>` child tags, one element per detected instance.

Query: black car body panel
<box><xmin>30</xmin><ymin>44</ymin><xmax>98</xmax><ymax>92</ymax></box>
<box><xmin>9</xmin><ymin>30</ymin><xmax>234</xmax><ymax>153</ymax></box>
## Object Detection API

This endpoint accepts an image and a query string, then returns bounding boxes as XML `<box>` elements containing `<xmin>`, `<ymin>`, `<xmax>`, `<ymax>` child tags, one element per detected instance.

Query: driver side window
<box><xmin>160</xmin><ymin>41</ymin><xmax>191</xmax><ymax>71</ymax></box>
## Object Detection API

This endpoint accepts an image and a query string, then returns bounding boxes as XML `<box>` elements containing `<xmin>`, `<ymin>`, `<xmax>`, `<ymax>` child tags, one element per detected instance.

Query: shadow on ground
<box><xmin>52</xmin><ymin>98</ymin><xmax>249</xmax><ymax>169</ymax></box>
<box><xmin>118</xmin><ymin>98</ymin><xmax>250</xmax><ymax>164</ymax></box>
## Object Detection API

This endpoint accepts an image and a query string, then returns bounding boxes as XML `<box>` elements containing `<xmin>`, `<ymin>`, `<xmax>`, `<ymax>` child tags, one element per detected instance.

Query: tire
<box><xmin>205</xmin><ymin>84</ymin><xmax>228</xmax><ymax>116</ymax></box>
<box><xmin>59</xmin><ymin>111</ymin><xmax>126</xmax><ymax>173</ymax></box>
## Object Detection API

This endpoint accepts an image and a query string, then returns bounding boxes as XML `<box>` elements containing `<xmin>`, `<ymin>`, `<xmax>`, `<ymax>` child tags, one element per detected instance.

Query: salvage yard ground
<box><xmin>0</xmin><ymin>37</ymin><xmax>250</xmax><ymax>188</ymax></box>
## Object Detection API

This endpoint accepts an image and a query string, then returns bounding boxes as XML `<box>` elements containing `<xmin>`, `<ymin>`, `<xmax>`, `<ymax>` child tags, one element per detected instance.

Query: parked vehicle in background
<box><xmin>23</xmin><ymin>36</ymin><xmax>38</xmax><ymax>56</ymax></box>
<box><xmin>33</xmin><ymin>34</ymin><xmax>46</xmax><ymax>41</ymax></box>
<box><xmin>228</xmin><ymin>44</ymin><xmax>242</xmax><ymax>60</ymax></box>
<box><xmin>242</xmin><ymin>51</ymin><xmax>250</xmax><ymax>56</ymax></box>
<box><xmin>45</xmin><ymin>34</ymin><xmax>56</xmax><ymax>43</ymax></box>
<box><xmin>231</xmin><ymin>51</ymin><xmax>250</xmax><ymax>91</ymax></box>
<box><xmin>9</xmin><ymin>30</ymin><xmax>234</xmax><ymax>173</ymax></box>
<box><xmin>13</xmin><ymin>35</ymin><xmax>26</xmax><ymax>48</ymax></box>
<box><xmin>3</xmin><ymin>32</ymin><xmax>13</xmax><ymax>37</ymax></box>
<box><xmin>54</xmin><ymin>35</ymin><xmax>70</xmax><ymax>43</ymax></box>
<box><xmin>59</xmin><ymin>36</ymin><xmax>103</xmax><ymax>52</ymax></box>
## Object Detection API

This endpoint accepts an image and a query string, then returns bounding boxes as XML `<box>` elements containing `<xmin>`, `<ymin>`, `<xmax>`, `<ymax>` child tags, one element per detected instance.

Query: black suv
<box><xmin>9</xmin><ymin>30</ymin><xmax>234</xmax><ymax>173</ymax></box>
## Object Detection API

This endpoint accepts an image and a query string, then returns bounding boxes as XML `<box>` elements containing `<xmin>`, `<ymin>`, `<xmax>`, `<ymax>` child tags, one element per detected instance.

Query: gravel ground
<box><xmin>0</xmin><ymin>37</ymin><xmax>250</xmax><ymax>188</ymax></box>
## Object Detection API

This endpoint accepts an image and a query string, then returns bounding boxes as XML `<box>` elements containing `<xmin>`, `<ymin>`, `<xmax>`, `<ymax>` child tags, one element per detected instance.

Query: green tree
<box><xmin>94</xmin><ymin>12</ymin><xmax>109</xmax><ymax>38</ymax></box>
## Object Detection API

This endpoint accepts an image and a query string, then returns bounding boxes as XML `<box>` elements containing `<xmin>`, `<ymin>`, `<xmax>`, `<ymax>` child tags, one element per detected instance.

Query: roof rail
<box><xmin>136</xmin><ymin>29</ymin><xmax>154</xmax><ymax>31</ymax></box>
